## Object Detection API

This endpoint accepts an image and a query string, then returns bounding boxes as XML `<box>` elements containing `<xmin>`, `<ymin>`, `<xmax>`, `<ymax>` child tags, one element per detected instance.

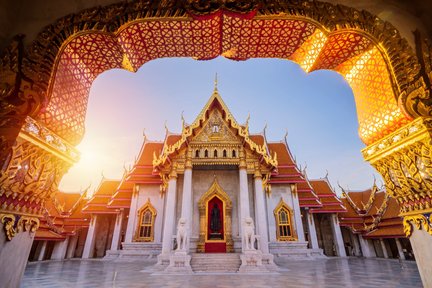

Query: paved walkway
<box><xmin>21</xmin><ymin>257</ymin><xmax>422</xmax><ymax>288</ymax></box>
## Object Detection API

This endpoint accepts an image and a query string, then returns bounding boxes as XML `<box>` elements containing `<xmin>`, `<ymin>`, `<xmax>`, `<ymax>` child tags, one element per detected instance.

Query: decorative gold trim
<box><xmin>1</xmin><ymin>214</ymin><xmax>16</xmax><ymax>241</ymax></box>
<box><xmin>197</xmin><ymin>178</ymin><xmax>233</xmax><ymax>252</ymax></box>
<box><xmin>273</xmin><ymin>198</ymin><xmax>297</xmax><ymax>241</ymax></box>
<box><xmin>133</xmin><ymin>198</ymin><xmax>157</xmax><ymax>242</ymax></box>
<box><xmin>403</xmin><ymin>214</ymin><xmax>432</xmax><ymax>237</ymax></box>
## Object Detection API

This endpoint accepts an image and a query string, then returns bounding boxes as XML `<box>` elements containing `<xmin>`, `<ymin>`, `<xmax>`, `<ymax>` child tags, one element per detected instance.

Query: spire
<box><xmin>214</xmin><ymin>73</ymin><xmax>218</xmax><ymax>92</ymax></box>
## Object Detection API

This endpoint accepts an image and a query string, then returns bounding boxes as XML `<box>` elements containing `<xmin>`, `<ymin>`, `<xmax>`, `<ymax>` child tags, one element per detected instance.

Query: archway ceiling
<box><xmin>36</xmin><ymin>13</ymin><xmax>412</xmax><ymax>146</ymax></box>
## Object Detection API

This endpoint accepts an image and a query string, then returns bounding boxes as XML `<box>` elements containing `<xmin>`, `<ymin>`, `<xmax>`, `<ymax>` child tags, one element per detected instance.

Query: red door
<box><xmin>205</xmin><ymin>196</ymin><xmax>226</xmax><ymax>253</ymax></box>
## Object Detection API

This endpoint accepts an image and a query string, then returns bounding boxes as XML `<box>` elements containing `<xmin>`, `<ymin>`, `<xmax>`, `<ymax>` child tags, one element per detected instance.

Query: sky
<box><xmin>59</xmin><ymin>57</ymin><xmax>382</xmax><ymax>195</ymax></box>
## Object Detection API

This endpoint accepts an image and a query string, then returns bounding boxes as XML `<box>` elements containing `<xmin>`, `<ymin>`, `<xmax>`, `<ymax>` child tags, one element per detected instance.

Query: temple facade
<box><xmin>28</xmin><ymin>87</ymin><xmax>413</xmax><ymax>270</ymax></box>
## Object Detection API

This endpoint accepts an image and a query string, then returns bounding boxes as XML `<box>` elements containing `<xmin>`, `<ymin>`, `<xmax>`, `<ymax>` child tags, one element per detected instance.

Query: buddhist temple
<box><xmin>27</xmin><ymin>85</ymin><xmax>412</xmax><ymax>271</ymax></box>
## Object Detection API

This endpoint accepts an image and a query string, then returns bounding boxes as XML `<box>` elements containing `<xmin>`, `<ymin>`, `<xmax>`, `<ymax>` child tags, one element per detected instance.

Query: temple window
<box><xmin>214</xmin><ymin>149</ymin><xmax>218</xmax><ymax>158</ymax></box>
<box><xmin>204</xmin><ymin>149</ymin><xmax>209</xmax><ymax>158</ymax></box>
<box><xmin>274</xmin><ymin>200</ymin><xmax>295</xmax><ymax>241</ymax></box>
<box><xmin>135</xmin><ymin>200</ymin><xmax>156</xmax><ymax>242</ymax></box>
<box><xmin>232</xmin><ymin>150</ymin><xmax>236</xmax><ymax>158</ymax></box>
<box><xmin>223</xmin><ymin>149</ymin><xmax>227</xmax><ymax>158</ymax></box>
<box><xmin>195</xmin><ymin>149</ymin><xmax>200</xmax><ymax>158</ymax></box>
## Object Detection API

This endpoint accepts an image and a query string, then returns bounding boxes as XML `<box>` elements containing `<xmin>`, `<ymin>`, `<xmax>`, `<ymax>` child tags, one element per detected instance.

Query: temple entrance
<box><xmin>197</xmin><ymin>179</ymin><xmax>233</xmax><ymax>253</ymax></box>
<box><xmin>205</xmin><ymin>196</ymin><xmax>226</xmax><ymax>252</ymax></box>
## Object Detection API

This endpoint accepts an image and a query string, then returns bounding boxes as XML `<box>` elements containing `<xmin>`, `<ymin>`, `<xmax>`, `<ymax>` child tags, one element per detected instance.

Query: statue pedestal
<box><xmin>164</xmin><ymin>251</ymin><xmax>193</xmax><ymax>274</ymax></box>
<box><xmin>239</xmin><ymin>249</ymin><xmax>269</xmax><ymax>273</ymax></box>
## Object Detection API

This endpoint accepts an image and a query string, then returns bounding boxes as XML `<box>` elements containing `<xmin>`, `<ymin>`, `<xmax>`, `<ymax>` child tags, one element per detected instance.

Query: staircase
<box><xmin>190</xmin><ymin>253</ymin><xmax>241</xmax><ymax>273</ymax></box>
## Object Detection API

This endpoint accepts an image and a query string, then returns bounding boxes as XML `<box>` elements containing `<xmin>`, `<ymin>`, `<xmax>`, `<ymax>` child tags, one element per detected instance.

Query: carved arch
<box><xmin>273</xmin><ymin>198</ymin><xmax>297</xmax><ymax>241</ymax></box>
<box><xmin>134</xmin><ymin>198</ymin><xmax>157</xmax><ymax>242</ymax></box>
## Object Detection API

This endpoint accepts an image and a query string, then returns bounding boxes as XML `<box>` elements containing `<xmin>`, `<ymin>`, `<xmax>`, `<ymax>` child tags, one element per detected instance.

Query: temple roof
<box><xmin>338</xmin><ymin>186</ymin><xmax>404</xmax><ymax>238</ymax></box>
<box><xmin>82</xmin><ymin>179</ymin><xmax>120</xmax><ymax>214</ymax></box>
<box><xmin>309</xmin><ymin>179</ymin><xmax>346</xmax><ymax>213</ymax></box>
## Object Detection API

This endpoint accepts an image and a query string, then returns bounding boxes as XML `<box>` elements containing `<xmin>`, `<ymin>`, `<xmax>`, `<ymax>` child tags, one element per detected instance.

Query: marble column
<box><xmin>253</xmin><ymin>168</ymin><xmax>269</xmax><ymax>253</ymax></box>
<box><xmin>358</xmin><ymin>235</ymin><xmax>375</xmax><ymax>258</ymax></box>
<box><xmin>66</xmin><ymin>234</ymin><xmax>79</xmax><ymax>259</ymax></box>
<box><xmin>37</xmin><ymin>240</ymin><xmax>48</xmax><ymax>261</ymax></box>
<box><xmin>291</xmin><ymin>184</ymin><xmax>305</xmax><ymax>242</ymax></box>
<box><xmin>350</xmin><ymin>233</ymin><xmax>361</xmax><ymax>256</ymax></box>
<box><xmin>82</xmin><ymin>214</ymin><xmax>98</xmax><ymax>259</ymax></box>
<box><xmin>379</xmin><ymin>238</ymin><xmax>389</xmax><ymax>258</ymax></box>
<box><xmin>330</xmin><ymin>214</ymin><xmax>346</xmax><ymax>257</ymax></box>
<box><xmin>305</xmin><ymin>210</ymin><xmax>319</xmax><ymax>249</ymax></box>
<box><xmin>124</xmin><ymin>185</ymin><xmax>140</xmax><ymax>243</ymax></box>
<box><xmin>51</xmin><ymin>237</ymin><xmax>69</xmax><ymax>260</ymax></box>
<box><xmin>180</xmin><ymin>151</ymin><xmax>193</xmax><ymax>251</ymax></box>
<box><xmin>110</xmin><ymin>210</ymin><xmax>124</xmax><ymax>250</ymax></box>
<box><xmin>238</xmin><ymin>150</ymin><xmax>250</xmax><ymax>236</ymax></box>
<box><xmin>161</xmin><ymin>167</ymin><xmax>178</xmax><ymax>254</ymax></box>
<box><xmin>395</xmin><ymin>238</ymin><xmax>405</xmax><ymax>260</ymax></box>
<box><xmin>409</xmin><ymin>228</ymin><xmax>432</xmax><ymax>287</ymax></box>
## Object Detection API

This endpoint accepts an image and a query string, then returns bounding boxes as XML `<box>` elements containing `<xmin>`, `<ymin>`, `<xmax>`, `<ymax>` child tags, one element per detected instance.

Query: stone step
<box><xmin>190</xmin><ymin>253</ymin><xmax>241</xmax><ymax>273</ymax></box>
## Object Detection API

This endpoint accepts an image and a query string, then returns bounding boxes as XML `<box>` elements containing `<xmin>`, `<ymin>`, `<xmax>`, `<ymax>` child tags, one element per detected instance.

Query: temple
<box><xmin>27</xmin><ymin>85</ymin><xmax>413</xmax><ymax>271</ymax></box>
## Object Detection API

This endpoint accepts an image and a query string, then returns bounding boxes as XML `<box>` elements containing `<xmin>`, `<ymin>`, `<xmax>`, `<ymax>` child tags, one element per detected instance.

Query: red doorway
<box><xmin>205</xmin><ymin>196</ymin><xmax>226</xmax><ymax>253</ymax></box>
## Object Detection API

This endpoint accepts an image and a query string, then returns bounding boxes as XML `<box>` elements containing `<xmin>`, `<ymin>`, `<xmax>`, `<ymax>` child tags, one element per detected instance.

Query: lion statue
<box><xmin>243</xmin><ymin>217</ymin><xmax>256</xmax><ymax>250</ymax></box>
<box><xmin>176</xmin><ymin>218</ymin><xmax>188</xmax><ymax>251</ymax></box>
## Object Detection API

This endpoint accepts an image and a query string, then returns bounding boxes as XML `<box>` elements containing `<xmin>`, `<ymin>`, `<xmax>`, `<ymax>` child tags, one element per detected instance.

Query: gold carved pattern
<box><xmin>364</xmin><ymin>117</ymin><xmax>432</xmax><ymax>216</ymax></box>
<box><xmin>0</xmin><ymin>213</ymin><xmax>40</xmax><ymax>241</ymax></box>
<box><xmin>0</xmin><ymin>137</ymin><xmax>70</xmax><ymax>216</ymax></box>
<box><xmin>153</xmin><ymin>90</ymin><xmax>277</xmax><ymax>170</ymax></box>
<box><xmin>403</xmin><ymin>214</ymin><xmax>432</xmax><ymax>237</ymax></box>
<box><xmin>340</xmin><ymin>182</ymin><xmax>379</xmax><ymax>215</ymax></box>
<box><xmin>197</xmin><ymin>179</ymin><xmax>233</xmax><ymax>252</ymax></box>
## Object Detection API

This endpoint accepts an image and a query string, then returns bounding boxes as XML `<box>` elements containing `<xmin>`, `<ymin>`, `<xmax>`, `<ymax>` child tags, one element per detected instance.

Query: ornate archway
<box><xmin>197</xmin><ymin>178</ymin><xmax>233</xmax><ymax>253</ymax></box>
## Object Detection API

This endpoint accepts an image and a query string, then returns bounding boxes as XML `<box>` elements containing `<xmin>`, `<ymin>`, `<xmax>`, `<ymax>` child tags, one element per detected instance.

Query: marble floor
<box><xmin>21</xmin><ymin>257</ymin><xmax>422</xmax><ymax>288</ymax></box>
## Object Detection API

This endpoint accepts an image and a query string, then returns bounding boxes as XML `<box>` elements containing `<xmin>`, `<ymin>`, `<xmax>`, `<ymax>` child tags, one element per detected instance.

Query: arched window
<box><xmin>223</xmin><ymin>149</ymin><xmax>227</xmax><ymax>158</ymax></box>
<box><xmin>204</xmin><ymin>149</ymin><xmax>209</xmax><ymax>158</ymax></box>
<box><xmin>195</xmin><ymin>149</ymin><xmax>200</xmax><ymax>158</ymax></box>
<box><xmin>274</xmin><ymin>200</ymin><xmax>296</xmax><ymax>241</ymax></box>
<box><xmin>135</xmin><ymin>200</ymin><xmax>157</xmax><ymax>242</ymax></box>
<box><xmin>214</xmin><ymin>149</ymin><xmax>218</xmax><ymax>158</ymax></box>
<box><xmin>232</xmin><ymin>150</ymin><xmax>236</xmax><ymax>158</ymax></box>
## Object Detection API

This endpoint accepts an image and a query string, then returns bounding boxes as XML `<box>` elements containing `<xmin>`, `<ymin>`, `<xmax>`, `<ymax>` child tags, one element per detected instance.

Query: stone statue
<box><xmin>210</xmin><ymin>203</ymin><xmax>221</xmax><ymax>232</ymax></box>
<box><xmin>176</xmin><ymin>218</ymin><xmax>188</xmax><ymax>251</ymax></box>
<box><xmin>243</xmin><ymin>217</ymin><xmax>256</xmax><ymax>250</ymax></box>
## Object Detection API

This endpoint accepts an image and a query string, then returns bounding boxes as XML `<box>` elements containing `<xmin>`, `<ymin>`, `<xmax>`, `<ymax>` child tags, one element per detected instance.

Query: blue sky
<box><xmin>59</xmin><ymin>57</ymin><xmax>381</xmax><ymax>194</ymax></box>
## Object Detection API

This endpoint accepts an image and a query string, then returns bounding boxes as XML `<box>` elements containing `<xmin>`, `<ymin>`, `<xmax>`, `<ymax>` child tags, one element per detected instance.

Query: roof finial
<box><xmin>214</xmin><ymin>73</ymin><xmax>218</xmax><ymax>92</ymax></box>
<box><xmin>284</xmin><ymin>129</ymin><xmax>288</xmax><ymax>141</ymax></box>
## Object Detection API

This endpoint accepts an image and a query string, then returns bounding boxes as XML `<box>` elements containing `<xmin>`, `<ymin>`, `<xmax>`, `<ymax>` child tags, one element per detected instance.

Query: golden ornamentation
<box><xmin>262</xmin><ymin>172</ymin><xmax>272</xmax><ymax>196</ymax></box>
<box><xmin>1</xmin><ymin>214</ymin><xmax>16</xmax><ymax>241</ymax></box>
<box><xmin>363</xmin><ymin>117</ymin><xmax>432</xmax><ymax>216</ymax></box>
<box><xmin>134</xmin><ymin>198</ymin><xmax>157</xmax><ymax>242</ymax></box>
<box><xmin>197</xmin><ymin>178</ymin><xmax>233</xmax><ymax>252</ymax></box>
<box><xmin>273</xmin><ymin>198</ymin><xmax>297</xmax><ymax>241</ymax></box>
<box><xmin>340</xmin><ymin>181</ymin><xmax>379</xmax><ymax>215</ymax></box>
<box><xmin>403</xmin><ymin>214</ymin><xmax>432</xmax><ymax>237</ymax></box>
<box><xmin>0</xmin><ymin>213</ymin><xmax>40</xmax><ymax>241</ymax></box>
<box><xmin>153</xmin><ymin>90</ymin><xmax>277</xmax><ymax>173</ymax></box>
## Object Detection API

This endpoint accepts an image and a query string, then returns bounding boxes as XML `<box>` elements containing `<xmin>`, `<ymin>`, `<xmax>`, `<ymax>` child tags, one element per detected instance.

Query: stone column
<box><xmin>291</xmin><ymin>184</ymin><xmax>305</xmax><ymax>242</ymax></box>
<box><xmin>305</xmin><ymin>210</ymin><xmax>319</xmax><ymax>249</ymax></box>
<box><xmin>330</xmin><ymin>214</ymin><xmax>346</xmax><ymax>257</ymax></box>
<box><xmin>161</xmin><ymin>166</ymin><xmax>178</xmax><ymax>255</ymax></box>
<box><xmin>180</xmin><ymin>150</ymin><xmax>193</xmax><ymax>251</ymax></box>
<box><xmin>238</xmin><ymin>149</ymin><xmax>250</xmax><ymax>235</ymax></box>
<box><xmin>358</xmin><ymin>235</ymin><xmax>375</xmax><ymax>258</ymax></box>
<box><xmin>350</xmin><ymin>233</ymin><xmax>361</xmax><ymax>256</ymax></box>
<box><xmin>66</xmin><ymin>234</ymin><xmax>79</xmax><ymax>259</ymax></box>
<box><xmin>37</xmin><ymin>240</ymin><xmax>48</xmax><ymax>261</ymax></box>
<box><xmin>395</xmin><ymin>238</ymin><xmax>405</xmax><ymax>260</ymax></box>
<box><xmin>82</xmin><ymin>214</ymin><xmax>98</xmax><ymax>259</ymax></box>
<box><xmin>253</xmin><ymin>167</ymin><xmax>269</xmax><ymax>253</ymax></box>
<box><xmin>409</xmin><ymin>227</ymin><xmax>432</xmax><ymax>287</ymax></box>
<box><xmin>51</xmin><ymin>237</ymin><xmax>69</xmax><ymax>260</ymax></box>
<box><xmin>379</xmin><ymin>238</ymin><xmax>389</xmax><ymax>258</ymax></box>
<box><xmin>124</xmin><ymin>185</ymin><xmax>140</xmax><ymax>243</ymax></box>
<box><xmin>110</xmin><ymin>210</ymin><xmax>124</xmax><ymax>250</ymax></box>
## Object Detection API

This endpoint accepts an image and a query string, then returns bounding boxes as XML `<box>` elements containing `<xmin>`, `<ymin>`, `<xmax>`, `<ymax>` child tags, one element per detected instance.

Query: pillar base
<box><xmin>239</xmin><ymin>250</ymin><xmax>272</xmax><ymax>273</ymax></box>
<box><xmin>164</xmin><ymin>252</ymin><xmax>193</xmax><ymax>274</ymax></box>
